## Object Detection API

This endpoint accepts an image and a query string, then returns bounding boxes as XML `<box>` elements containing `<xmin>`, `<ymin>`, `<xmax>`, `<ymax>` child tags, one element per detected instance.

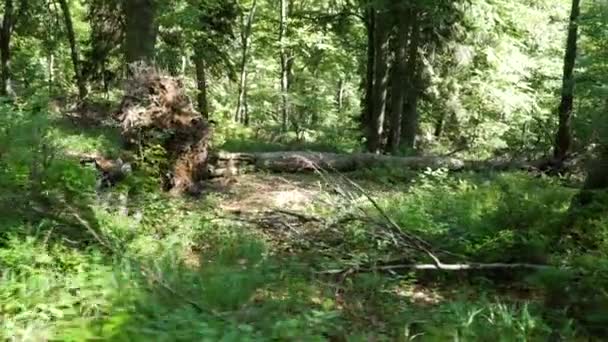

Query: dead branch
<box><xmin>317</xmin><ymin>262</ymin><xmax>556</xmax><ymax>275</ymax></box>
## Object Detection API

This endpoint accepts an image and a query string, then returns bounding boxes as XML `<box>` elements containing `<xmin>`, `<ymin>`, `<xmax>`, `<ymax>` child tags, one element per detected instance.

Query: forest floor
<box><xmin>2</xmin><ymin>110</ymin><xmax>593</xmax><ymax>341</ymax></box>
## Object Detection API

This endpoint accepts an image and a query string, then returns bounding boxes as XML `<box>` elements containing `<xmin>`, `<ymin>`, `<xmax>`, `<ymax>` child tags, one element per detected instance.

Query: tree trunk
<box><xmin>336</xmin><ymin>78</ymin><xmax>345</xmax><ymax>112</ymax></box>
<box><xmin>361</xmin><ymin>6</ymin><xmax>375</xmax><ymax>133</ymax></box>
<box><xmin>208</xmin><ymin>151</ymin><xmax>551</xmax><ymax>177</ymax></box>
<box><xmin>366</xmin><ymin>8</ymin><xmax>391</xmax><ymax>153</ymax></box>
<box><xmin>278</xmin><ymin>0</ymin><xmax>292</xmax><ymax>132</ymax></box>
<box><xmin>554</xmin><ymin>0</ymin><xmax>581</xmax><ymax>160</ymax></box>
<box><xmin>243</xmin><ymin>87</ymin><xmax>250</xmax><ymax>125</ymax></box>
<box><xmin>401</xmin><ymin>14</ymin><xmax>421</xmax><ymax>150</ymax></box>
<box><xmin>235</xmin><ymin>0</ymin><xmax>257</xmax><ymax>124</ymax></box>
<box><xmin>47</xmin><ymin>54</ymin><xmax>54</xmax><ymax>94</ymax></box>
<box><xmin>58</xmin><ymin>0</ymin><xmax>87</xmax><ymax>100</ymax></box>
<box><xmin>387</xmin><ymin>9</ymin><xmax>411</xmax><ymax>154</ymax></box>
<box><xmin>194</xmin><ymin>48</ymin><xmax>209</xmax><ymax>119</ymax></box>
<box><xmin>434</xmin><ymin>111</ymin><xmax>446</xmax><ymax>138</ymax></box>
<box><xmin>124</xmin><ymin>0</ymin><xmax>157</xmax><ymax>65</ymax></box>
<box><xmin>209</xmin><ymin>151</ymin><xmax>466</xmax><ymax>175</ymax></box>
<box><xmin>0</xmin><ymin>0</ymin><xmax>13</xmax><ymax>97</ymax></box>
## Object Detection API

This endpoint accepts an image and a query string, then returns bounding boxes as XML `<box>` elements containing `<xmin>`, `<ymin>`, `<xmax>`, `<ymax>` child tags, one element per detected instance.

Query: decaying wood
<box><xmin>210</xmin><ymin>151</ymin><xmax>466</xmax><ymax>174</ymax></box>
<box><xmin>317</xmin><ymin>262</ymin><xmax>556</xmax><ymax>275</ymax></box>
<box><xmin>208</xmin><ymin>151</ymin><xmax>557</xmax><ymax>176</ymax></box>
<box><xmin>114</xmin><ymin>64</ymin><xmax>212</xmax><ymax>194</ymax></box>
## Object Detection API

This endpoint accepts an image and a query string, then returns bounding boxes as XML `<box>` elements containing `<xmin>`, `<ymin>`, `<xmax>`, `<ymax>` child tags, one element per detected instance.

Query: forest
<box><xmin>0</xmin><ymin>0</ymin><xmax>607</xmax><ymax>340</ymax></box>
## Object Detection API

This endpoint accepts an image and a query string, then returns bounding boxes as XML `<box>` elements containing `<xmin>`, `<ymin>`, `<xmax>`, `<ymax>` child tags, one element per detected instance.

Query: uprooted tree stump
<box><xmin>114</xmin><ymin>64</ymin><xmax>212</xmax><ymax>195</ymax></box>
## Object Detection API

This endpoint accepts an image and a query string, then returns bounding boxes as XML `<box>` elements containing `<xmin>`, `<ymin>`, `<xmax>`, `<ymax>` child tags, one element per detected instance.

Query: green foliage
<box><xmin>378</xmin><ymin>171</ymin><xmax>575</xmax><ymax>261</ymax></box>
<box><xmin>0</xmin><ymin>99</ymin><xmax>97</xmax><ymax>227</ymax></box>
<box><xmin>2</xmin><ymin>0</ymin><xmax>608</xmax><ymax>340</ymax></box>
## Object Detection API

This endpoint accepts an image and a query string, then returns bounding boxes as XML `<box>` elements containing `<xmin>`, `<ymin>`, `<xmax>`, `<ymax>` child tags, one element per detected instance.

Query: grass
<box><xmin>1</xmin><ymin>107</ymin><xmax>607</xmax><ymax>340</ymax></box>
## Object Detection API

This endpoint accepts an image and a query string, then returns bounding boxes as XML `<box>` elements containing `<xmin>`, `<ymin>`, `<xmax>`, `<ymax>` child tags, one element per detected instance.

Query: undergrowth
<box><xmin>1</xmin><ymin>105</ymin><xmax>607</xmax><ymax>340</ymax></box>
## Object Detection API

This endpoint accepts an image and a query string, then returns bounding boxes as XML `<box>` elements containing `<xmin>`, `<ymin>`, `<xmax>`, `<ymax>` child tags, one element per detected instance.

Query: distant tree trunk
<box><xmin>181</xmin><ymin>56</ymin><xmax>187</xmax><ymax>76</ymax></box>
<box><xmin>401</xmin><ymin>14</ymin><xmax>421</xmax><ymax>150</ymax></box>
<box><xmin>194</xmin><ymin>47</ymin><xmax>209</xmax><ymax>119</ymax></box>
<box><xmin>279</xmin><ymin>0</ymin><xmax>290</xmax><ymax>132</ymax></box>
<box><xmin>434</xmin><ymin>112</ymin><xmax>446</xmax><ymax>138</ymax></box>
<box><xmin>235</xmin><ymin>0</ymin><xmax>257</xmax><ymax>124</ymax></box>
<box><xmin>366</xmin><ymin>8</ymin><xmax>391</xmax><ymax>153</ymax></box>
<box><xmin>124</xmin><ymin>0</ymin><xmax>156</xmax><ymax>65</ymax></box>
<box><xmin>336</xmin><ymin>78</ymin><xmax>345</xmax><ymax>112</ymax></box>
<box><xmin>554</xmin><ymin>0</ymin><xmax>581</xmax><ymax>161</ymax></box>
<box><xmin>387</xmin><ymin>8</ymin><xmax>411</xmax><ymax>154</ymax></box>
<box><xmin>0</xmin><ymin>0</ymin><xmax>14</xmax><ymax>97</ymax></box>
<box><xmin>58</xmin><ymin>0</ymin><xmax>87</xmax><ymax>99</ymax></box>
<box><xmin>47</xmin><ymin>54</ymin><xmax>54</xmax><ymax>94</ymax></box>
<box><xmin>361</xmin><ymin>7</ymin><xmax>375</xmax><ymax>132</ymax></box>
<box><xmin>243</xmin><ymin>88</ymin><xmax>250</xmax><ymax>125</ymax></box>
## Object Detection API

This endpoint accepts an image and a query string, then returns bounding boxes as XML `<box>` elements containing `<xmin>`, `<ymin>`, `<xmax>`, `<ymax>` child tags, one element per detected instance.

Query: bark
<box><xmin>387</xmin><ymin>9</ymin><xmax>411</xmax><ymax>154</ymax></box>
<box><xmin>366</xmin><ymin>8</ymin><xmax>391</xmax><ymax>153</ymax></box>
<box><xmin>336</xmin><ymin>78</ymin><xmax>345</xmax><ymax>112</ymax></box>
<box><xmin>58</xmin><ymin>0</ymin><xmax>87</xmax><ymax>99</ymax></box>
<box><xmin>554</xmin><ymin>0</ymin><xmax>581</xmax><ymax>160</ymax></box>
<box><xmin>235</xmin><ymin>0</ymin><xmax>257</xmax><ymax>124</ymax></box>
<box><xmin>203</xmin><ymin>151</ymin><xmax>583</xmax><ymax>179</ymax></box>
<box><xmin>401</xmin><ymin>14</ymin><xmax>421</xmax><ymax>150</ymax></box>
<box><xmin>361</xmin><ymin>7</ymin><xmax>375</xmax><ymax>131</ymax></box>
<box><xmin>209</xmin><ymin>151</ymin><xmax>467</xmax><ymax>175</ymax></box>
<box><xmin>47</xmin><ymin>54</ymin><xmax>54</xmax><ymax>94</ymax></box>
<box><xmin>0</xmin><ymin>0</ymin><xmax>13</xmax><ymax>97</ymax></box>
<box><xmin>194</xmin><ymin>47</ymin><xmax>209</xmax><ymax>119</ymax></box>
<box><xmin>434</xmin><ymin>111</ymin><xmax>446</xmax><ymax>138</ymax></box>
<box><xmin>279</xmin><ymin>0</ymin><xmax>290</xmax><ymax>132</ymax></box>
<box><xmin>124</xmin><ymin>0</ymin><xmax>157</xmax><ymax>65</ymax></box>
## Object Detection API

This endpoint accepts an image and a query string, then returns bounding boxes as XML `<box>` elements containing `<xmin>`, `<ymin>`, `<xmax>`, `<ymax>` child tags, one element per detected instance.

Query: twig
<box><xmin>310</xmin><ymin>160</ymin><xmax>444</xmax><ymax>267</ymax></box>
<box><xmin>272</xmin><ymin>208</ymin><xmax>325</xmax><ymax>222</ymax></box>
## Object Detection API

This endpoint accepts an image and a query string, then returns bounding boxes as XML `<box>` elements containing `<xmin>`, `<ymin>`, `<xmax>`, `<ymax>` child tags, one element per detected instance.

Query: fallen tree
<box><xmin>207</xmin><ymin>151</ymin><xmax>557</xmax><ymax>177</ymax></box>
<box><xmin>114</xmin><ymin>63</ymin><xmax>212</xmax><ymax>194</ymax></box>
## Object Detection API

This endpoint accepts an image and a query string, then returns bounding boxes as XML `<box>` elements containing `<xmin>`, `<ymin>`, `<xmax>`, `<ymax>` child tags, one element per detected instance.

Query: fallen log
<box><xmin>208</xmin><ymin>151</ymin><xmax>543</xmax><ymax>176</ymax></box>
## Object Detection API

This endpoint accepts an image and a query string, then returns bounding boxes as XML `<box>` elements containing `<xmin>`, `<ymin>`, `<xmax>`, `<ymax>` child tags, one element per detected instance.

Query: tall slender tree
<box><xmin>194</xmin><ymin>47</ymin><xmax>209</xmax><ymax>118</ymax></box>
<box><xmin>387</xmin><ymin>5</ymin><xmax>411</xmax><ymax>154</ymax></box>
<box><xmin>0</xmin><ymin>0</ymin><xmax>14</xmax><ymax>97</ymax></box>
<box><xmin>279</xmin><ymin>0</ymin><xmax>291</xmax><ymax>132</ymax></box>
<box><xmin>235</xmin><ymin>0</ymin><xmax>257</xmax><ymax>124</ymax></box>
<box><xmin>361</xmin><ymin>4</ymin><xmax>375</xmax><ymax>137</ymax></box>
<box><xmin>401</xmin><ymin>13</ymin><xmax>421</xmax><ymax>150</ymax></box>
<box><xmin>366</xmin><ymin>7</ymin><xmax>390</xmax><ymax>153</ymax></box>
<box><xmin>554</xmin><ymin>0</ymin><xmax>581</xmax><ymax>160</ymax></box>
<box><xmin>58</xmin><ymin>0</ymin><xmax>87</xmax><ymax>99</ymax></box>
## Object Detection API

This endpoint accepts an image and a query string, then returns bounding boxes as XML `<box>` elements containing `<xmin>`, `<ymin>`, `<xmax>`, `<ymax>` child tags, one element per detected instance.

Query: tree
<box><xmin>235</xmin><ymin>0</ymin><xmax>257</xmax><ymax>124</ymax></box>
<box><xmin>387</xmin><ymin>5</ymin><xmax>410</xmax><ymax>154</ymax></box>
<box><xmin>554</xmin><ymin>0</ymin><xmax>581</xmax><ymax>160</ymax></box>
<box><xmin>0</xmin><ymin>0</ymin><xmax>14</xmax><ymax>97</ymax></box>
<box><xmin>194</xmin><ymin>46</ymin><xmax>209</xmax><ymax>118</ymax></box>
<box><xmin>124</xmin><ymin>0</ymin><xmax>157</xmax><ymax>65</ymax></box>
<box><xmin>278</xmin><ymin>0</ymin><xmax>291</xmax><ymax>132</ymax></box>
<box><xmin>366</xmin><ymin>7</ymin><xmax>390</xmax><ymax>153</ymax></box>
<box><xmin>361</xmin><ymin>3</ymin><xmax>375</xmax><ymax>139</ymax></box>
<box><xmin>58</xmin><ymin>0</ymin><xmax>87</xmax><ymax>99</ymax></box>
<box><xmin>400</xmin><ymin>13</ymin><xmax>421</xmax><ymax>150</ymax></box>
